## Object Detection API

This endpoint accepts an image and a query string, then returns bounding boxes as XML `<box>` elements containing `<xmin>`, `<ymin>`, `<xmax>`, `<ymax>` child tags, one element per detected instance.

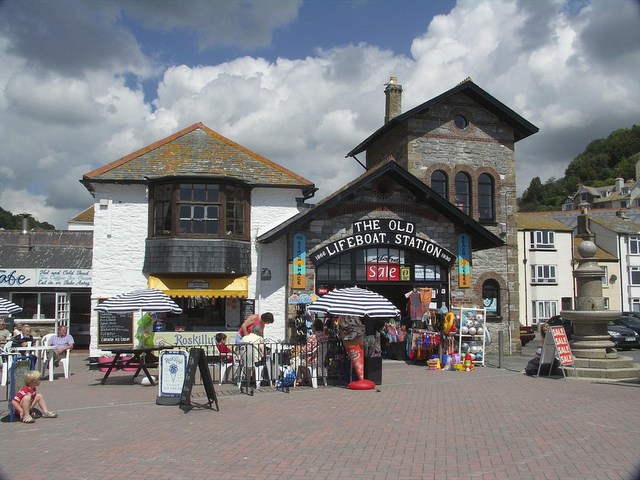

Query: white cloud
<box><xmin>0</xmin><ymin>0</ymin><xmax>638</xmax><ymax>229</ymax></box>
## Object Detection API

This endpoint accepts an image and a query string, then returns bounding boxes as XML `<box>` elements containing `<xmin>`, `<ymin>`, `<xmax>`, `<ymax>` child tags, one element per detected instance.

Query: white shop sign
<box><xmin>0</xmin><ymin>268</ymin><xmax>91</xmax><ymax>288</ymax></box>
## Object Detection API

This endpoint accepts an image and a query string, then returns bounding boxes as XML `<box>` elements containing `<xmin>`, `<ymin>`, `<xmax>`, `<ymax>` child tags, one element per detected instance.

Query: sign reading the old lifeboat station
<box><xmin>310</xmin><ymin>219</ymin><xmax>455</xmax><ymax>265</ymax></box>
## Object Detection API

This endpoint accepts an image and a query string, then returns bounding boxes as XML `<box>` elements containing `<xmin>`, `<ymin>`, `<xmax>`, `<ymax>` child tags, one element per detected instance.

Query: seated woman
<box><xmin>297</xmin><ymin>318</ymin><xmax>328</xmax><ymax>385</ymax></box>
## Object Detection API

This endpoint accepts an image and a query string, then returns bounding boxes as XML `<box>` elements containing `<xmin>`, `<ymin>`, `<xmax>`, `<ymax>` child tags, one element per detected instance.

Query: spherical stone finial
<box><xmin>578</xmin><ymin>240</ymin><xmax>597</xmax><ymax>258</ymax></box>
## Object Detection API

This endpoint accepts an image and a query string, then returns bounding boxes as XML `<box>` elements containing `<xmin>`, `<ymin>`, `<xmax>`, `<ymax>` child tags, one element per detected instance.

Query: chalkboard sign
<box><xmin>98</xmin><ymin>312</ymin><xmax>134</xmax><ymax>347</ymax></box>
<box><xmin>180</xmin><ymin>348</ymin><xmax>218</xmax><ymax>412</ymax></box>
<box><xmin>240</xmin><ymin>299</ymin><xmax>255</xmax><ymax>320</ymax></box>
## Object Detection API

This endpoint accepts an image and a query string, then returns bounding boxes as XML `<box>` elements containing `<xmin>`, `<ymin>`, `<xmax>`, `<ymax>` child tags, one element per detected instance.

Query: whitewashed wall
<box><xmin>250</xmin><ymin>187</ymin><xmax>305</xmax><ymax>341</ymax></box>
<box><xmin>517</xmin><ymin>229</ymin><xmax>575</xmax><ymax>326</ymax></box>
<box><xmin>90</xmin><ymin>184</ymin><xmax>150</xmax><ymax>355</ymax></box>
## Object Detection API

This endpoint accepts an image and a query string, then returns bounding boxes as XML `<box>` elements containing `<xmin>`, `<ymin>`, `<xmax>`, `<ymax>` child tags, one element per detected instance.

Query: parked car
<box><xmin>611</xmin><ymin>316</ymin><xmax>640</xmax><ymax>336</ymax></box>
<box><xmin>547</xmin><ymin>315</ymin><xmax>574</xmax><ymax>341</ymax></box>
<box><xmin>520</xmin><ymin>323</ymin><xmax>535</xmax><ymax>346</ymax></box>
<box><xmin>607</xmin><ymin>322</ymin><xmax>640</xmax><ymax>350</ymax></box>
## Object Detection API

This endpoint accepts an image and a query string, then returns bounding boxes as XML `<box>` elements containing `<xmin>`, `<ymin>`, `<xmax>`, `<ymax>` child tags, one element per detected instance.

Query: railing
<box><xmin>165</xmin><ymin>339</ymin><xmax>352</xmax><ymax>390</ymax></box>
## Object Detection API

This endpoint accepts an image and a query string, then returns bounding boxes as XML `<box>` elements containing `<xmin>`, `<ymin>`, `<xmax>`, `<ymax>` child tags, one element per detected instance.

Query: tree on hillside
<box><xmin>518</xmin><ymin>125</ymin><xmax>640</xmax><ymax>211</ymax></box>
<box><xmin>0</xmin><ymin>207</ymin><xmax>55</xmax><ymax>230</ymax></box>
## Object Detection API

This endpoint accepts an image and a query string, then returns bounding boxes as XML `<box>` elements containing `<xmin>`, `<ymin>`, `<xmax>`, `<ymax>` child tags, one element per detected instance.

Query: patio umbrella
<box><xmin>0</xmin><ymin>298</ymin><xmax>23</xmax><ymax>316</ymax></box>
<box><xmin>308</xmin><ymin>287</ymin><xmax>400</xmax><ymax>318</ymax></box>
<box><xmin>94</xmin><ymin>289</ymin><xmax>182</xmax><ymax>315</ymax></box>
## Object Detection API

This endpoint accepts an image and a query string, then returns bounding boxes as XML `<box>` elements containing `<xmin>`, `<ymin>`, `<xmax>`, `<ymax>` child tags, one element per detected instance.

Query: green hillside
<box><xmin>0</xmin><ymin>208</ymin><xmax>55</xmax><ymax>230</ymax></box>
<box><xmin>518</xmin><ymin>125</ymin><xmax>640</xmax><ymax>211</ymax></box>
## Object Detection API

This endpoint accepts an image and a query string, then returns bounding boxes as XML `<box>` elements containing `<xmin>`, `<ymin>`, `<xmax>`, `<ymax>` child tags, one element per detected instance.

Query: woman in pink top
<box><xmin>236</xmin><ymin>312</ymin><xmax>274</xmax><ymax>344</ymax></box>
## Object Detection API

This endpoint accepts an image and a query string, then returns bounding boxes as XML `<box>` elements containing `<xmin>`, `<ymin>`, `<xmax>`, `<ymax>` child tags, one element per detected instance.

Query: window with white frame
<box><xmin>603</xmin><ymin>297</ymin><xmax>609</xmax><ymax>310</ymax></box>
<box><xmin>531</xmin><ymin>264</ymin><xmax>557</xmax><ymax>283</ymax></box>
<box><xmin>629</xmin><ymin>236</ymin><xmax>640</xmax><ymax>255</ymax></box>
<box><xmin>530</xmin><ymin>231</ymin><xmax>555</xmax><ymax>249</ymax></box>
<box><xmin>631</xmin><ymin>298</ymin><xmax>640</xmax><ymax>312</ymax></box>
<box><xmin>532</xmin><ymin>300</ymin><xmax>558</xmax><ymax>323</ymax></box>
<box><xmin>631</xmin><ymin>267</ymin><xmax>640</xmax><ymax>285</ymax></box>
<box><xmin>601</xmin><ymin>266</ymin><xmax>608</xmax><ymax>286</ymax></box>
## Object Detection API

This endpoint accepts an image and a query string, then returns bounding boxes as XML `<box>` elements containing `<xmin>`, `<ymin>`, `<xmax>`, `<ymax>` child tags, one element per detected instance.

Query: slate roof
<box><xmin>82</xmin><ymin>123</ymin><xmax>315</xmax><ymax>195</ymax></box>
<box><xmin>573</xmin><ymin>238</ymin><xmax>617</xmax><ymax>261</ymax></box>
<box><xmin>347</xmin><ymin>79</ymin><xmax>539</xmax><ymax>157</ymax></box>
<box><xmin>258</xmin><ymin>159</ymin><xmax>504</xmax><ymax>251</ymax></box>
<box><xmin>69</xmin><ymin>206</ymin><xmax>94</xmax><ymax>223</ymax></box>
<box><xmin>0</xmin><ymin>231</ymin><xmax>93</xmax><ymax>269</ymax></box>
<box><xmin>590</xmin><ymin>216</ymin><xmax>640</xmax><ymax>235</ymax></box>
<box><xmin>516</xmin><ymin>213</ymin><xmax>573</xmax><ymax>231</ymax></box>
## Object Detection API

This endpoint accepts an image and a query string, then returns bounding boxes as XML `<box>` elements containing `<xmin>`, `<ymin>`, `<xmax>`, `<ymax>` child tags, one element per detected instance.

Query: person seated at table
<box><xmin>13</xmin><ymin>322</ymin><xmax>23</xmax><ymax>337</ymax></box>
<box><xmin>297</xmin><ymin>318</ymin><xmax>329</xmax><ymax>385</ymax></box>
<box><xmin>12</xmin><ymin>370</ymin><xmax>58</xmax><ymax>423</ymax></box>
<box><xmin>11</xmin><ymin>323</ymin><xmax>34</xmax><ymax>348</ymax></box>
<box><xmin>0</xmin><ymin>319</ymin><xmax>11</xmax><ymax>345</ymax></box>
<box><xmin>215</xmin><ymin>333</ymin><xmax>233</xmax><ymax>363</ymax></box>
<box><xmin>235</xmin><ymin>312</ymin><xmax>274</xmax><ymax>344</ymax></box>
<box><xmin>48</xmin><ymin>325</ymin><xmax>74</xmax><ymax>367</ymax></box>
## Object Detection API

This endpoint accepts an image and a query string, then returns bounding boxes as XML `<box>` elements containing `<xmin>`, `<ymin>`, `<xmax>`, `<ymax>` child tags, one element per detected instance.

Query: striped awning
<box><xmin>148</xmin><ymin>276</ymin><xmax>248</xmax><ymax>298</ymax></box>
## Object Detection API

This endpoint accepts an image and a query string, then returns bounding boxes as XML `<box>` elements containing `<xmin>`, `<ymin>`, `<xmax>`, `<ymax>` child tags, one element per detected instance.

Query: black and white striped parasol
<box><xmin>95</xmin><ymin>289</ymin><xmax>182</xmax><ymax>314</ymax></box>
<box><xmin>308</xmin><ymin>287</ymin><xmax>400</xmax><ymax>318</ymax></box>
<box><xmin>0</xmin><ymin>298</ymin><xmax>23</xmax><ymax>316</ymax></box>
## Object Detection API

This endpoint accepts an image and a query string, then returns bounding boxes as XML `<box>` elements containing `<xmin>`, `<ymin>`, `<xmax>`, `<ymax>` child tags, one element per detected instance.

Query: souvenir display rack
<box><xmin>456</xmin><ymin>307</ymin><xmax>486</xmax><ymax>366</ymax></box>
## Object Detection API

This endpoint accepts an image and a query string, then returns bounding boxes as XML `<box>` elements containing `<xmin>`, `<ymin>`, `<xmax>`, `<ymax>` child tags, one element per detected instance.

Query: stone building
<box><xmin>261</xmin><ymin>78</ymin><xmax>538</xmax><ymax>345</ymax></box>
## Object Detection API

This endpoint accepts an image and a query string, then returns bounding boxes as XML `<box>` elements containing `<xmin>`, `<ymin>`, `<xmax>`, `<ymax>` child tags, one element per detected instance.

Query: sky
<box><xmin>0</xmin><ymin>0</ymin><xmax>639</xmax><ymax>229</ymax></box>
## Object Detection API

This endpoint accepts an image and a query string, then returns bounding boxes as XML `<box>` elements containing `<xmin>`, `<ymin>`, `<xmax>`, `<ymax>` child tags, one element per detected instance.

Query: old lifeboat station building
<box><xmin>82</xmin><ymin>78</ymin><xmax>537</xmax><ymax>356</ymax></box>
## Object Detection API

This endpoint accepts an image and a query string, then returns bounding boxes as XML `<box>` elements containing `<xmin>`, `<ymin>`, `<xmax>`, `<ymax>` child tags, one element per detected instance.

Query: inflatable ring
<box><xmin>443</xmin><ymin>312</ymin><xmax>455</xmax><ymax>334</ymax></box>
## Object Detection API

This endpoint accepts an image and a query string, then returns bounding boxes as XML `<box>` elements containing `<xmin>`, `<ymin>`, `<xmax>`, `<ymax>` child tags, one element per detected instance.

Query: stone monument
<box><xmin>561</xmin><ymin>236</ymin><xmax>640</xmax><ymax>380</ymax></box>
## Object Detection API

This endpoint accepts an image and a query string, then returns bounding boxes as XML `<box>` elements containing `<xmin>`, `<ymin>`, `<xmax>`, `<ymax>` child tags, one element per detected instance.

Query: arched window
<box><xmin>478</xmin><ymin>173</ymin><xmax>495</xmax><ymax>223</ymax></box>
<box><xmin>482</xmin><ymin>279</ymin><xmax>500</xmax><ymax>319</ymax></box>
<box><xmin>455</xmin><ymin>172</ymin><xmax>471</xmax><ymax>215</ymax></box>
<box><xmin>431</xmin><ymin>170</ymin><xmax>448</xmax><ymax>198</ymax></box>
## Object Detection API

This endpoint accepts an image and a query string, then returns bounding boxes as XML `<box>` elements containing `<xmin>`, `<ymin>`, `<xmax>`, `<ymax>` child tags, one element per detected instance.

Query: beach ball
<box><xmin>475</xmin><ymin>352</ymin><xmax>483</xmax><ymax>360</ymax></box>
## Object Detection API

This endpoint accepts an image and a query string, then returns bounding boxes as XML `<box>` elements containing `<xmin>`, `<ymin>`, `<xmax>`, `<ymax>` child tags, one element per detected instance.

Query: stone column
<box><xmin>561</xmin><ymin>240</ymin><xmax>640</xmax><ymax>380</ymax></box>
<box><xmin>562</xmin><ymin>240</ymin><xmax>618</xmax><ymax>359</ymax></box>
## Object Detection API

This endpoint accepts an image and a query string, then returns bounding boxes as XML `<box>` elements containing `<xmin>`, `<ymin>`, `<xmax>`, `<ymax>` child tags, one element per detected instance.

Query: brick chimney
<box><xmin>384</xmin><ymin>76</ymin><xmax>402</xmax><ymax>124</ymax></box>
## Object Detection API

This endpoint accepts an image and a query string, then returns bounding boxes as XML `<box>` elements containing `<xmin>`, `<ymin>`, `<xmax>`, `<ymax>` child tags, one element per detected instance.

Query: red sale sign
<box><xmin>550</xmin><ymin>325</ymin><xmax>574</xmax><ymax>366</ymax></box>
<box><xmin>367</xmin><ymin>263</ymin><xmax>400</xmax><ymax>281</ymax></box>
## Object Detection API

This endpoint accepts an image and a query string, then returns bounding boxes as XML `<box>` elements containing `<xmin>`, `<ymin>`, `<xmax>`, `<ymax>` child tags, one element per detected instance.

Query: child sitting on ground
<box><xmin>12</xmin><ymin>370</ymin><xmax>58</xmax><ymax>423</ymax></box>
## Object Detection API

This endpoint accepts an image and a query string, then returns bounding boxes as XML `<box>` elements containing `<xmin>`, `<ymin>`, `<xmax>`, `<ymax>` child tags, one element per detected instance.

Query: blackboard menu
<box><xmin>180</xmin><ymin>347</ymin><xmax>218</xmax><ymax>412</ymax></box>
<box><xmin>98</xmin><ymin>312</ymin><xmax>134</xmax><ymax>347</ymax></box>
<box><xmin>240</xmin><ymin>299</ymin><xmax>255</xmax><ymax>319</ymax></box>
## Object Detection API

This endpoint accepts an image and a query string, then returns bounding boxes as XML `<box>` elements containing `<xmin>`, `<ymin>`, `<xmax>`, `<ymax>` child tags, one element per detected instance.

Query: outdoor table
<box><xmin>13</xmin><ymin>345</ymin><xmax>56</xmax><ymax>381</ymax></box>
<box><xmin>99</xmin><ymin>346</ymin><xmax>173</xmax><ymax>386</ymax></box>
